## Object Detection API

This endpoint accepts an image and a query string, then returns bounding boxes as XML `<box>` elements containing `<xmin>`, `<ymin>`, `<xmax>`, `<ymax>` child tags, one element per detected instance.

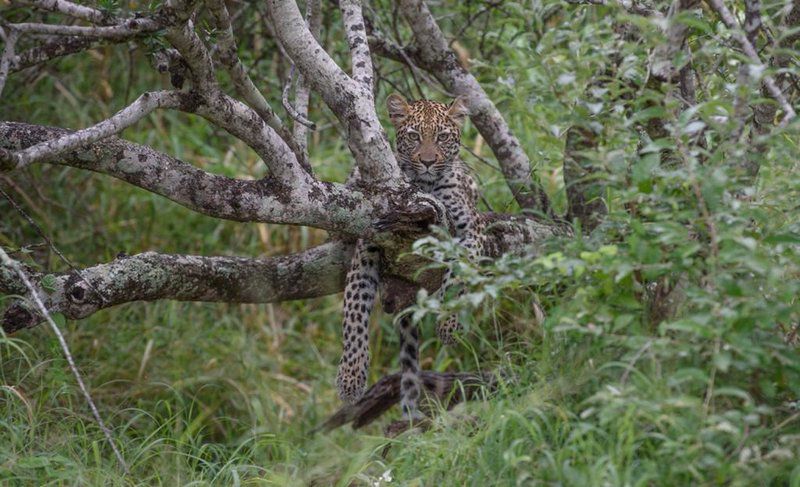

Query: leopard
<box><xmin>335</xmin><ymin>94</ymin><xmax>486</xmax><ymax>420</ymax></box>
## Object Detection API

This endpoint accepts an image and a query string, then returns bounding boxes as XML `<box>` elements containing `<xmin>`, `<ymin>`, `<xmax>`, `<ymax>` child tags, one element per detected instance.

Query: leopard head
<box><xmin>386</xmin><ymin>94</ymin><xmax>469</xmax><ymax>183</ymax></box>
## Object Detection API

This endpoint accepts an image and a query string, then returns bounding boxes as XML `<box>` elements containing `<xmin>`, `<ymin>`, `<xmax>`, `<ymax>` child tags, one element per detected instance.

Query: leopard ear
<box><xmin>386</xmin><ymin>93</ymin><xmax>410</xmax><ymax>126</ymax></box>
<box><xmin>447</xmin><ymin>96</ymin><xmax>469</xmax><ymax>126</ymax></box>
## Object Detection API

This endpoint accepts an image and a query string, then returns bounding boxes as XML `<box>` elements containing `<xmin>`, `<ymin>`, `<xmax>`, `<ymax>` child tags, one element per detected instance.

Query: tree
<box><xmin>1</xmin><ymin>0</ymin><xmax>798</xmax><ymax>431</ymax></box>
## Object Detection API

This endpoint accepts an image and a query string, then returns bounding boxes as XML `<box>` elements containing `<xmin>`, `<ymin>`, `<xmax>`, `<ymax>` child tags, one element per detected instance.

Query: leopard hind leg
<box><xmin>336</xmin><ymin>239</ymin><xmax>380</xmax><ymax>404</ymax></box>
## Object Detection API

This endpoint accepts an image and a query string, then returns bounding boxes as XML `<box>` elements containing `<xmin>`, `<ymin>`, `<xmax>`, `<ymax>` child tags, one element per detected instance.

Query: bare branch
<box><xmin>743</xmin><ymin>0</ymin><xmax>762</xmax><ymax>45</ymax></box>
<box><xmin>164</xmin><ymin>19</ymin><xmax>216</xmax><ymax>91</ymax></box>
<box><xmin>563</xmin><ymin>125</ymin><xmax>607</xmax><ymax>231</ymax></box>
<box><xmin>267</xmin><ymin>0</ymin><xmax>402</xmax><ymax>183</ymax></box>
<box><xmin>0</xmin><ymin>122</ymin><xmax>436</xmax><ymax>235</ymax></box>
<box><xmin>650</xmin><ymin>0</ymin><xmax>700</xmax><ymax>82</ymax></box>
<box><xmin>6</xmin><ymin>18</ymin><xmax>161</xmax><ymax>39</ymax></box>
<box><xmin>206</xmin><ymin>0</ymin><xmax>299</xmax><ymax>159</ymax></box>
<box><xmin>293</xmin><ymin>0</ymin><xmax>322</xmax><ymax>157</ymax></box>
<box><xmin>1</xmin><ymin>242</ymin><xmax>352</xmax><ymax>333</ymax></box>
<box><xmin>340</xmin><ymin>0</ymin><xmax>374</xmax><ymax>91</ymax></box>
<box><xmin>282</xmin><ymin>66</ymin><xmax>317</xmax><ymax>131</ymax></box>
<box><xmin>705</xmin><ymin>0</ymin><xmax>796</xmax><ymax>126</ymax></box>
<box><xmin>9</xmin><ymin>36</ymin><xmax>100</xmax><ymax>73</ymax></box>
<box><xmin>754</xmin><ymin>2</ymin><xmax>800</xmax><ymax>133</ymax></box>
<box><xmin>13</xmin><ymin>0</ymin><xmax>111</xmax><ymax>24</ymax></box>
<box><xmin>396</xmin><ymin>0</ymin><xmax>552</xmax><ymax>214</ymax></box>
<box><xmin>0</xmin><ymin>91</ymin><xmax>184</xmax><ymax>171</ymax></box>
<box><xmin>190</xmin><ymin>90</ymin><xmax>305</xmax><ymax>181</ymax></box>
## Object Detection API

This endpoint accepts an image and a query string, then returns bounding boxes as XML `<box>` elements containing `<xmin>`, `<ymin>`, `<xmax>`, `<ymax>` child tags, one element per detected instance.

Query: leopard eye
<box><xmin>436</xmin><ymin>133</ymin><xmax>450</xmax><ymax>142</ymax></box>
<box><xmin>407</xmin><ymin>132</ymin><xmax>420</xmax><ymax>142</ymax></box>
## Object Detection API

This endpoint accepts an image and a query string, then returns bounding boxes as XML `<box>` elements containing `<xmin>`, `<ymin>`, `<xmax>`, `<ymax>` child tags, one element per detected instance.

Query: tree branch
<box><xmin>9</xmin><ymin>36</ymin><xmax>100</xmax><ymax>73</ymax></box>
<box><xmin>6</xmin><ymin>18</ymin><xmax>162</xmax><ymax>39</ymax></box>
<box><xmin>267</xmin><ymin>0</ymin><xmax>402</xmax><ymax>183</ymax></box>
<box><xmin>0</xmin><ymin>242</ymin><xmax>352</xmax><ymax>333</ymax></box>
<box><xmin>340</xmin><ymin>0</ymin><xmax>374</xmax><ymax>91</ymax></box>
<box><xmin>705</xmin><ymin>0</ymin><xmax>796</xmax><ymax>126</ymax></box>
<box><xmin>0</xmin><ymin>91</ymin><xmax>185</xmax><ymax>170</ymax></box>
<box><xmin>396</xmin><ymin>0</ymin><xmax>552</xmax><ymax>214</ymax></box>
<box><xmin>206</xmin><ymin>0</ymin><xmax>303</xmax><ymax>170</ymax></box>
<box><xmin>13</xmin><ymin>0</ymin><xmax>112</xmax><ymax>24</ymax></box>
<box><xmin>650</xmin><ymin>0</ymin><xmax>700</xmax><ymax>82</ymax></box>
<box><xmin>292</xmin><ymin>0</ymin><xmax>322</xmax><ymax>159</ymax></box>
<box><xmin>0</xmin><ymin>122</ymin><xmax>425</xmax><ymax>235</ymax></box>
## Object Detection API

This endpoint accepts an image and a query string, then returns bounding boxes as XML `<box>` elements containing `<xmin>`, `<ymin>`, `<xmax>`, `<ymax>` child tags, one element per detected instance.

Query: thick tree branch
<box><xmin>340</xmin><ymin>0</ymin><xmax>374</xmax><ymax>91</ymax></box>
<box><xmin>396</xmin><ymin>0</ymin><xmax>552</xmax><ymax>214</ymax></box>
<box><xmin>9</xmin><ymin>36</ymin><xmax>100</xmax><ymax>73</ymax></box>
<box><xmin>206</xmin><ymin>0</ymin><xmax>302</xmax><ymax>170</ymax></box>
<box><xmin>164</xmin><ymin>19</ymin><xmax>217</xmax><ymax>91</ymax></box>
<box><xmin>189</xmin><ymin>90</ymin><xmax>305</xmax><ymax>181</ymax></box>
<box><xmin>267</xmin><ymin>0</ymin><xmax>402</xmax><ymax>184</ymax></box>
<box><xmin>0</xmin><ymin>242</ymin><xmax>353</xmax><ymax>333</ymax></box>
<box><xmin>0</xmin><ymin>206</ymin><xmax>566</xmax><ymax>333</ymax></box>
<box><xmin>0</xmin><ymin>27</ymin><xmax>17</xmax><ymax>98</ymax></box>
<box><xmin>0</xmin><ymin>122</ymin><xmax>427</xmax><ymax>234</ymax></box>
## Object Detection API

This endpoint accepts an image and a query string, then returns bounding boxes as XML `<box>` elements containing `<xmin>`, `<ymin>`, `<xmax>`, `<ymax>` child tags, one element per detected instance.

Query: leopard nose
<box><xmin>420</xmin><ymin>155</ymin><xmax>437</xmax><ymax>167</ymax></box>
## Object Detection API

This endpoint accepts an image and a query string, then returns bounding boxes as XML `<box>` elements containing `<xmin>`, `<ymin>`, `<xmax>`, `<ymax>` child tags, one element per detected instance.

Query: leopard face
<box><xmin>386</xmin><ymin>94</ymin><xmax>469</xmax><ymax>185</ymax></box>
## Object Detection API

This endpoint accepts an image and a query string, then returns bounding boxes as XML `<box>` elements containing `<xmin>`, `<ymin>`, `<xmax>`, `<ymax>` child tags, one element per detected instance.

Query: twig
<box><xmin>461</xmin><ymin>142</ymin><xmax>501</xmax><ymax>172</ymax></box>
<box><xmin>281</xmin><ymin>65</ymin><xmax>316</xmax><ymax>130</ymax></box>
<box><xmin>0</xmin><ymin>247</ymin><xmax>129</xmax><ymax>474</ymax></box>
<box><xmin>705</xmin><ymin>0</ymin><xmax>796</xmax><ymax>126</ymax></box>
<box><xmin>292</xmin><ymin>0</ymin><xmax>321</xmax><ymax>157</ymax></box>
<box><xmin>0</xmin><ymin>187</ymin><xmax>107</xmax><ymax>305</ymax></box>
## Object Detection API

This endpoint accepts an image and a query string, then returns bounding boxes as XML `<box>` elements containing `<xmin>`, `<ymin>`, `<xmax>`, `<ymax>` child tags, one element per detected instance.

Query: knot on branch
<box><xmin>64</xmin><ymin>273</ymin><xmax>99</xmax><ymax>308</ymax></box>
<box><xmin>2</xmin><ymin>303</ymin><xmax>38</xmax><ymax>334</ymax></box>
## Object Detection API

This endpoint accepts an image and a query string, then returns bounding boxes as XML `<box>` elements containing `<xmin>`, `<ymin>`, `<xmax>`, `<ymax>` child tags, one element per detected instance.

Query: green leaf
<box><xmin>41</xmin><ymin>274</ymin><xmax>57</xmax><ymax>293</ymax></box>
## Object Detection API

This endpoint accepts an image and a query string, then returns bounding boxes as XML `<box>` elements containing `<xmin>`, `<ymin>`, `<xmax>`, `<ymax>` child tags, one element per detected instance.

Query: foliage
<box><xmin>1</xmin><ymin>0</ymin><xmax>800</xmax><ymax>485</ymax></box>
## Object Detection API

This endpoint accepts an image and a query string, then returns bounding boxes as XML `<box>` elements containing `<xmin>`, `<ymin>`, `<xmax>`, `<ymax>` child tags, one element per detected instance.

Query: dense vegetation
<box><xmin>2</xmin><ymin>0</ymin><xmax>800</xmax><ymax>484</ymax></box>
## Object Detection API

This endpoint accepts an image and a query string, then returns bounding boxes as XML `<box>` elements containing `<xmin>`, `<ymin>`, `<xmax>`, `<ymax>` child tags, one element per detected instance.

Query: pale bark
<box><xmin>396</xmin><ymin>0</ymin><xmax>552</xmax><ymax>214</ymax></box>
<box><xmin>0</xmin><ymin>122</ymin><xmax>418</xmax><ymax>235</ymax></box>
<box><xmin>267</xmin><ymin>0</ymin><xmax>402</xmax><ymax>184</ymax></box>
<box><xmin>1</xmin><ymin>243</ymin><xmax>352</xmax><ymax>333</ymax></box>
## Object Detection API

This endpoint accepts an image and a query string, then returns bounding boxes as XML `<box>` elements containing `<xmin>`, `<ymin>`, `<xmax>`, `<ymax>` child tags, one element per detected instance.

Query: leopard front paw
<box><xmin>436</xmin><ymin>315</ymin><xmax>462</xmax><ymax>345</ymax></box>
<box><xmin>416</xmin><ymin>193</ymin><xmax>447</xmax><ymax>228</ymax></box>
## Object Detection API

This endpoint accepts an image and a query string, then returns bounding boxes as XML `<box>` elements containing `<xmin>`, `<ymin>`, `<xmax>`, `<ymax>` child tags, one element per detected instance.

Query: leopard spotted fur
<box><xmin>336</xmin><ymin>95</ymin><xmax>485</xmax><ymax>418</ymax></box>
